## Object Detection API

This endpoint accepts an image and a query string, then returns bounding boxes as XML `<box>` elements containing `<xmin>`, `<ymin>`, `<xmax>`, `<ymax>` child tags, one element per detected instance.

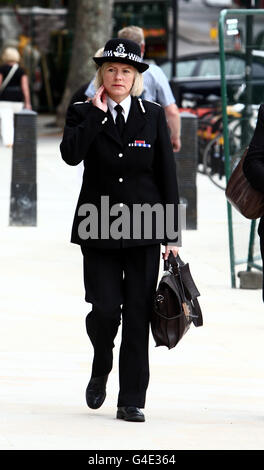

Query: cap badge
<box><xmin>114</xmin><ymin>43</ymin><xmax>127</xmax><ymax>58</ymax></box>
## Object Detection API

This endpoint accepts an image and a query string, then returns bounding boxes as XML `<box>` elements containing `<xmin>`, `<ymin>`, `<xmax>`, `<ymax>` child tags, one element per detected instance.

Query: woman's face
<box><xmin>102</xmin><ymin>62</ymin><xmax>136</xmax><ymax>103</ymax></box>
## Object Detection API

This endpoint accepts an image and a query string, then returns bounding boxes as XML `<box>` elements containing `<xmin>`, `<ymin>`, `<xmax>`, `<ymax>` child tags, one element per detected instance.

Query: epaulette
<box><xmin>137</xmin><ymin>97</ymin><xmax>146</xmax><ymax>114</ymax></box>
<box><xmin>144</xmin><ymin>99</ymin><xmax>161</xmax><ymax>107</ymax></box>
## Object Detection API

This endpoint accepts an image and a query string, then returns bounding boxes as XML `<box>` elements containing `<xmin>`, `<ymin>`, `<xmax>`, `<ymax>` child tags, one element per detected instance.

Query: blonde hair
<box><xmin>118</xmin><ymin>26</ymin><xmax>145</xmax><ymax>46</ymax></box>
<box><xmin>2</xmin><ymin>47</ymin><xmax>20</xmax><ymax>63</ymax></box>
<box><xmin>94</xmin><ymin>47</ymin><xmax>104</xmax><ymax>58</ymax></box>
<box><xmin>94</xmin><ymin>61</ymin><xmax>144</xmax><ymax>97</ymax></box>
<box><xmin>93</xmin><ymin>47</ymin><xmax>104</xmax><ymax>70</ymax></box>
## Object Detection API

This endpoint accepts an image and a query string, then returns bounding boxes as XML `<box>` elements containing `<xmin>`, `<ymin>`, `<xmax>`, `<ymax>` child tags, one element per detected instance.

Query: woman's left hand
<box><xmin>162</xmin><ymin>245</ymin><xmax>179</xmax><ymax>260</ymax></box>
<box><xmin>92</xmin><ymin>85</ymin><xmax>108</xmax><ymax>112</ymax></box>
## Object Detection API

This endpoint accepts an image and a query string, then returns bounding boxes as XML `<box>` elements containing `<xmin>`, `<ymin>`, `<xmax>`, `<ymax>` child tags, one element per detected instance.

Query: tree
<box><xmin>56</xmin><ymin>0</ymin><xmax>114</xmax><ymax>127</ymax></box>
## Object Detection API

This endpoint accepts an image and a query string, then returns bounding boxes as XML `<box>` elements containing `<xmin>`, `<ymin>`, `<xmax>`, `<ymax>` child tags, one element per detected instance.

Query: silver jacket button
<box><xmin>119</xmin><ymin>177</ymin><xmax>123</xmax><ymax>182</ymax></box>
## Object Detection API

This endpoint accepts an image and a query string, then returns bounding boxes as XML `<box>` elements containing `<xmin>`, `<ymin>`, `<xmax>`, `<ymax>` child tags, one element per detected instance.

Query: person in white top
<box><xmin>0</xmin><ymin>47</ymin><xmax>31</xmax><ymax>147</ymax></box>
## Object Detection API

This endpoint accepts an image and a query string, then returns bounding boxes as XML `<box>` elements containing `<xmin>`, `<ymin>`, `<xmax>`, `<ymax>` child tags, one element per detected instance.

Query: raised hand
<box><xmin>92</xmin><ymin>85</ymin><xmax>108</xmax><ymax>112</ymax></box>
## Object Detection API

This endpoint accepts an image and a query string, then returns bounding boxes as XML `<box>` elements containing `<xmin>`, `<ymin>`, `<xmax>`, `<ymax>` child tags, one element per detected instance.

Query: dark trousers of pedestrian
<box><xmin>81</xmin><ymin>244</ymin><xmax>161</xmax><ymax>408</ymax></box>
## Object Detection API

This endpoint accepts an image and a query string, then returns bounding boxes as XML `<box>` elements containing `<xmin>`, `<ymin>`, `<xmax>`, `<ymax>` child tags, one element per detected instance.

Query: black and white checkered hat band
<box><xmin>103</xmin><ymin>50</ymin><xmax>142</xmax><ymax>63</ymax></box>
<box><xmin>93</xmin><ymin>38</ymin><xmax>149</xmax><ymax>72</ymax></box>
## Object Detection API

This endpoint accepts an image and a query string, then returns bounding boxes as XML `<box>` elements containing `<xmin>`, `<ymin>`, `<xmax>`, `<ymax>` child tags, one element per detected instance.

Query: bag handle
<box><xmin>163</xmin><ymin>251</ymin><xmax>183</xmax><ymax>271</ymax></box>
<box><xmin>164</xmin><ymin>252</ymin><xmax>188</xmax><ymax>303</ymax></box>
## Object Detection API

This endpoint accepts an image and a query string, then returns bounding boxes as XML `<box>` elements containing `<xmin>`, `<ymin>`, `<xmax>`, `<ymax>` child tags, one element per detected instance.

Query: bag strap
<box><xmin>0</xmin><ymin>64</ymin><xmax>19</xmax><ymax>95</ymax></box>
<box><xmin>192</xmin><ymin>298</ymin><xmax>203</xmax><ymax>327</ymax></box>
<box><xmin>164</xmin><ymin>251</ymin><xmax>203</xmax><ymax>327</ymax></box>
<box><xmin>163</xmin><ymin>251</ymin><xmax>184</xmax><ymax>271</ymax></box>
<box><xmin>164</xmin><ymin>252</ymin><xmax>188</xmax><ymax>303</ymax></box>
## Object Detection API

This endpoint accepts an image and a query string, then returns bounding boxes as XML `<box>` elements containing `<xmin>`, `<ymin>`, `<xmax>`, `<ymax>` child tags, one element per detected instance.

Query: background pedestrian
<box><xmin>243</xmin><ymin>104</ymin><xmax>264</xmax><ymax>301</ymax></box>
<box><xmin>0</xmin><ymin>47</ymin><xmax>31</xmax><ymax>147</ymax></box>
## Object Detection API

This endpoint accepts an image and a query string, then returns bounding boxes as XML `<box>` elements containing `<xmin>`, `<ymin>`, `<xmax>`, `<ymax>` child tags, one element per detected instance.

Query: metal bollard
<box><xmin>9</xmin><ymin>109</ymin><xmax>37</xmax><ymax>226</ymax></box>
<box><xmin>175</xmin><ymin>112</ymin><xmax>198</xmax><ymax>229</ymax></box>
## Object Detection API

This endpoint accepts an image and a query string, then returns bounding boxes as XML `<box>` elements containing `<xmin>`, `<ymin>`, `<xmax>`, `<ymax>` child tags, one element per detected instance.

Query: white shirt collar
<box><xmin>107</xmin><ymin>95</ymin><xmax>131</xmax><ymax>122</ymax></box>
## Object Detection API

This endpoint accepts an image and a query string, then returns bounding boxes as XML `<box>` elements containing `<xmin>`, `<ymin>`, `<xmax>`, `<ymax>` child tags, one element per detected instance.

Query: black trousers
<box><xmin>81</xmin><ymin>244</ymin><xmax>161</xmax><ymax>408</ymax></box>
<box><xmin>260</xmin><ymin>236</ymin><xmax>264</xmax><ymax>302</ymax></box>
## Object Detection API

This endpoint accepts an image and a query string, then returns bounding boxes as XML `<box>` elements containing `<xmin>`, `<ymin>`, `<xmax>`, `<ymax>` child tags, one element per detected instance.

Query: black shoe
<box><xmin>86</xmin><ymin>375</ymin><xmax>108</xmax><ymax>409</ymax></box>
<box><xmin>116</xmin><ymin>406</ymin><xmax>145</xmax><ymax>422</ymax></box>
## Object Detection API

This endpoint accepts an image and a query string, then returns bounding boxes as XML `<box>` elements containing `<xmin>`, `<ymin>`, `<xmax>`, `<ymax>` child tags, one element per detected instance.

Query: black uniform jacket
<box><xmin>60</xmin><ymin>97</ymin><xmax>179</xmax><ymax>249</ymax></box>
<box><xmin>243</xmin><ymin>103</ymin><xmax>264</xmax><ymax>238</ymax></box>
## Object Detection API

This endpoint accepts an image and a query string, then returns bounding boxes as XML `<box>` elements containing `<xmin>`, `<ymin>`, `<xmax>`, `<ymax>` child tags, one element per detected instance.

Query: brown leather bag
<box><xmin>151</xmin><ymin>253</ymin><xmax>203</xmax><ymax>350</ymax></box>
<box><xmin>225</xmin><ymin>148</ymin><xmax>264</xmax><ymax>219</ymax></box>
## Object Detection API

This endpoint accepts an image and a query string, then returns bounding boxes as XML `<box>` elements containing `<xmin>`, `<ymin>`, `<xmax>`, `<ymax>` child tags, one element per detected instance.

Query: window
<box><xmin>198</xmin><ymin>58</ymin><xmax>220</xmax><ymax>77</ymax></box>
<box><xmin>252</xmin><ymin>61</ymin><xmax>264</xmax><ymax>78</ymax></box>
<box><xmin>176</xmin><ymin>60</ymin><xmax>197</xmax><ymax>78</ymax></box>
<box><xmin>225</xmin><ymin>57</ymin><xmax>245</xmax><ymax>76</ymax></box>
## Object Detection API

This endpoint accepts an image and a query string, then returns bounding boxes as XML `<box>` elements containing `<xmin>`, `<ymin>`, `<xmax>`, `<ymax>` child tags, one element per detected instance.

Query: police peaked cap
<box><xmin>93</xmin><ymin>38</ymin><xmax>149</xmax><ymax>73</ymax></box>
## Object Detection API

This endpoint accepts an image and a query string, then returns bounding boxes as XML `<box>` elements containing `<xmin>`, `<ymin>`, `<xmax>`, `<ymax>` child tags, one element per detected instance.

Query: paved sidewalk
<box><xmin>0</xmin><ymin>121</ymin><xmax>264</xmax><ymax>450</ymax></box>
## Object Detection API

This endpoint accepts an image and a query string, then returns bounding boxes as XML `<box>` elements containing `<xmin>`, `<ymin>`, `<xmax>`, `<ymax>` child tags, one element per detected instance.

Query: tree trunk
<box><xmin>56</xmin><ymin>0</ymin><xmax>113</xmax><ymax>127</ymax></box>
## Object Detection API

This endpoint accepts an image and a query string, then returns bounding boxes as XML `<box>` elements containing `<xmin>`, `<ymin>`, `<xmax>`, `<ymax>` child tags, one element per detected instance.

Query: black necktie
<box><xmin>115</xmin><ymin>104</ymin><xmax>125</xmax><ymax>136</ymax></box>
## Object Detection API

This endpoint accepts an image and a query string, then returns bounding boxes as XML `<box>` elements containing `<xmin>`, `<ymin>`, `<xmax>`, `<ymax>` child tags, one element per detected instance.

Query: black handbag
<box><xmin>151</xmin><ymin>253</ymin><xmax>203</xmax><ymax>349</ymax></box>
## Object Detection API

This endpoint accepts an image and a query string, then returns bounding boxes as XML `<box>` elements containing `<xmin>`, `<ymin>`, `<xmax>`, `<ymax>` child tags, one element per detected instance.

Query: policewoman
<box><xmin>60</xmin><ymin>38</ymin><xmax>180</xmax><ymax>422</ymax></box>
